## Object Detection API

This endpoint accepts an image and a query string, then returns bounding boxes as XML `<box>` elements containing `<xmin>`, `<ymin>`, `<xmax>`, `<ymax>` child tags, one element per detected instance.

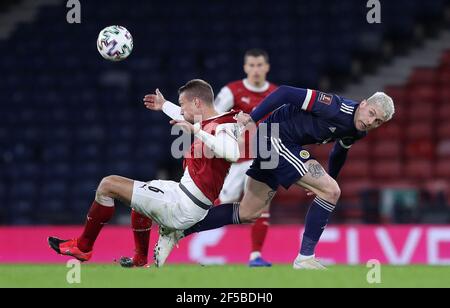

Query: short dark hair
<box><xmin>244</xmin><ymin>48</ymin><xmax>269</xmax><ymax>64</ymax></box>
<box><xmin>178</xmin><ymin>79</ymin><xmax>214</xmax><ymax>105</ymax></box>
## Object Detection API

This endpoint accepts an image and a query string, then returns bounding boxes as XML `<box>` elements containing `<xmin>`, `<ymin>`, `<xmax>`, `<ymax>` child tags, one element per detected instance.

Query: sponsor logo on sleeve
<box><xmin>318</xmin><ymin>92</ymin><xmax>333</xmax><ymax>105</ymax></box>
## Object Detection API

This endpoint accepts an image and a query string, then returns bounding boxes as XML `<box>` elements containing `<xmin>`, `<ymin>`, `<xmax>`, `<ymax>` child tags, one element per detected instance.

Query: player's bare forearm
<box><xmin>236</xmin><ymin>111</ymin><xmax>254</xmax><ymax>127</ymax></box>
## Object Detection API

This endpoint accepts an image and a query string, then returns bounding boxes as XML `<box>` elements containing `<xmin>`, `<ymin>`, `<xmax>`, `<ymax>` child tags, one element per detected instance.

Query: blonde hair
<box><xmin>366</xmin><ymin>92</ymin><xmax>395</xmax><ymax>121</ymax></box>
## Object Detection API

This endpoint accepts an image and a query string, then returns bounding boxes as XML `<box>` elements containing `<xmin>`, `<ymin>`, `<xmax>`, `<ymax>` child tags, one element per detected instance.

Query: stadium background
<box><xmin>0</xmin><ymin>0</ymin><xmax>450</xmax><ymax>267</ymax></box>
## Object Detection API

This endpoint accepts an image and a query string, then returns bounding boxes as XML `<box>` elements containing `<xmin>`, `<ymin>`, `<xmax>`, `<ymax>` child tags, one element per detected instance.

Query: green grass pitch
<box><xmin>1</xmin><ymin>264</ymin><xmax>449</xmax><ymax>288</ymax></box>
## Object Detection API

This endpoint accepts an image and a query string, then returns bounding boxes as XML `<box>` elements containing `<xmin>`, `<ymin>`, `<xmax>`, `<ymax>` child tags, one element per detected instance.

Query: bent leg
<box><xmin>239</xmin><ymin>177</ymin><xmax>276</xmax><ymax>223</ymax></box>
<box><xmin>296</xmin><ymin>160</ymin><xmax>341</xmax><ymax>204</ymax></box>
<box><xmin>183</xmin><ymin>177</ymin><xmax>275</xmax><ymax>237</ymax></box>
<box><xmin>96</xmin><ymin>175</ymin><xmax>134</xmax><ymax>205</ymax></box>
<box><xmin>78</xmin><ymin>175</ymin><xmax>135</xmax><ymax>252</ymax></box>
<box><xmin>295</xmin><ymin>160</ymin><xmax>341</xmax><ymax>259</ymax></box>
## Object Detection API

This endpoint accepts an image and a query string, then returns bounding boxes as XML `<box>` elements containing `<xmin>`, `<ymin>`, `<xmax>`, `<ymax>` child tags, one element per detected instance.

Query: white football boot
<box><xmin>293</xmin><ymin>255</ymin><xmax>327</xmax><ymax>270</ymax></box>
<box><xmin>154</xmin><ymin>226</ymin><xmax>184</xmax><ymax>268</ymax></box>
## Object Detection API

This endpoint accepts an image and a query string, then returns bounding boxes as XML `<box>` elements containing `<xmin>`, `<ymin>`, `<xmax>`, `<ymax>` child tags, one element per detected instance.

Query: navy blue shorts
<box><xmin>246</xmin><ymin>136</ymin><xmax>313</xmax><ymax>191</ymax></box>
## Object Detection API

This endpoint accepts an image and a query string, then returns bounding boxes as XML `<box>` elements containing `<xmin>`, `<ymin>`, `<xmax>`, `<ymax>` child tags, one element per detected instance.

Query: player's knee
<box><xmin>97</xmin><ymin>175</ymin><xmax>119</xmax><ymax>196</ymax></box>
<box><xmin>320</xmin><ymin>179</ymin><xmax>341</xmax><ymax>204</ymax></box>
<box><xmin>238</xmin><ymin>206</ymin><xmax>263</xmax><ymax>223</ymax></box>
<box><xmin>241</xmin><ymin>213</ymin><xmax>260</xmax><ymax>223</ymax></box>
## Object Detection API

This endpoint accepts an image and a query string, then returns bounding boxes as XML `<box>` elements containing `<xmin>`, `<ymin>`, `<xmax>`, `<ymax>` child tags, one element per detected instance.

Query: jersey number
<box><xmin>148</xmin><ymin>186</ymin><xmax>164</xmax><ymax>194</ymax></box>
<box><xmin>139</xmin><ymin>184</ymin><xmax>164</xmax><ymax>194</ymax></box>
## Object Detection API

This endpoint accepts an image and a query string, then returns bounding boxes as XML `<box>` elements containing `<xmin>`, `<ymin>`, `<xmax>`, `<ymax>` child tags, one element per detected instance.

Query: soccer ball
<box><xmin>97</xmin><ymin>25</ymin><xmax>133</xmax><ymax>62</ymax></box>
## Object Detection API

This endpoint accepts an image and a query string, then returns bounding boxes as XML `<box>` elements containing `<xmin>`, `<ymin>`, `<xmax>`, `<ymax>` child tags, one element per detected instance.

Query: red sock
<box><xmin>131</xmin><ymin>210</ymin><xmax>152</xmax><ymax>262</ymax></box>
<box><xmin>77</xmin><ymin>201</ymin><xmax>115</xmax><ymax>252</ymax></box>
<box><xmin>251</xmin><ymin>213</ymin><xmax>270</xmax><ymax>253</ymax></box>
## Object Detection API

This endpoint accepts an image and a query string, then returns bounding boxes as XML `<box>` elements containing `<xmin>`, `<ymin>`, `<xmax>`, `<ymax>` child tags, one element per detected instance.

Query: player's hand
<box><xmin>170</xmin><ymin>119</ymin><xmax>199</xmax><ymax>134</ymax></box>
<box><xmin>143</xmin><ymin>88</ymin><xmax>166</xmax><ymax>111</ymax></box>
<box><xmin>235</xmin><ymin>111</ymin><xmax>254</xmax><ymax>127</ymax></box>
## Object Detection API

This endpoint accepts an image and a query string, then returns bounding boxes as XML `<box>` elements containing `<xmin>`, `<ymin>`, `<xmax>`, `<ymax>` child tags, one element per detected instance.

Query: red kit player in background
<box><xmin>212</xmin><ymin>49</ymin><xmax>277</xmax><ymax>267</ymax></box>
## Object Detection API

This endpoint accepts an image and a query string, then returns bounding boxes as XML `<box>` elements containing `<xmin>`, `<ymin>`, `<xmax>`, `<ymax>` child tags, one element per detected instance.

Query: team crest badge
<box><xmin>300</xmin><ymin>150</ymin><xmax>310</xmax><ymax>160</ymax></box>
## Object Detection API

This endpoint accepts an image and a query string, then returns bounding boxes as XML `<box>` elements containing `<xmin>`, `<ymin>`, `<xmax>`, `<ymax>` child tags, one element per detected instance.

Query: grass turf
<box><xmin>0</xmin><ymin>264</ymin><xmax>449</xmax><ymax>288</ymax></box>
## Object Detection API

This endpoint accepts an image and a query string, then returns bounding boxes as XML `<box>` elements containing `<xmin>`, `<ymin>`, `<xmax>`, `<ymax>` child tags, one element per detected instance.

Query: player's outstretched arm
<box><xmin>143</xmin><ymin>89</ymin><xmax>184</xmax><ymax>120</ymax></box>
<box><xmin>249</xmin><ymin>85</ymin><xmax>310</xmax><ymax>122</ymax></box>
<box><xmin>196</xmin><ymin>124</ymin><xmax>240</xmax><ymax>162</ymax></box>
<box><xmin>170</xmin><ymin>120</ymin><xmax>240</xmax><ymax>162</ymax></box>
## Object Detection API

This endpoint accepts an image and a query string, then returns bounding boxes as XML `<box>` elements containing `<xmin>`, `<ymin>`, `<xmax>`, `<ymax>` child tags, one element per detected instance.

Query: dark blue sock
<box><xmin>183</xmin><ymin>203</ymin><xmax>240</xmax><ymax>237</ymax></box>
<box><xmin>300</xmin><ymin>197</ymin><xmax>336</xmax><ymax>256</ymax></box>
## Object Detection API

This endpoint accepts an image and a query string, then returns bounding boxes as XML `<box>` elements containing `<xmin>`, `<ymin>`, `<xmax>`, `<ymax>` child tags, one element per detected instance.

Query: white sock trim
<box><xmin>260</xmin><ymin>213</ymin><xmax>270</xmax><ymax>218</ymax></box>
<box><xmin>132</xmin><ymin>228</ymin><xmax>151</xmax><ymax>232</ymax></box>
<box><xmin>250</xmin><ymin>251</ymin><xmax>261</xmax><ymax>260</ymax></box>
<box><xmin>298</xmin><ymin>254</ymin><xmax>315</xmax><ymax>261</ymax></box>
<box><xmin>95</xmin><ymin>195</ymin><xmax>115</xmax><ymax>207</ymax></box>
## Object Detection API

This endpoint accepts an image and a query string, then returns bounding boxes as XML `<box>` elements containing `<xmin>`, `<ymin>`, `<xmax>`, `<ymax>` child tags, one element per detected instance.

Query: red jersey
<box><xmin>183</xmin><ymin>111</ymin><xmax>240</xmax><ymax>203</ymax></box>
<box><xmin>214</xmin><ymin>79</ymin><xmax>278</xmax><ymax>114</ymax></box>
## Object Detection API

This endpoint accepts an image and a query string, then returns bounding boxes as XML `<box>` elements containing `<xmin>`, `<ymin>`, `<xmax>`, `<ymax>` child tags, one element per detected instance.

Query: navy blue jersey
<box><xmin>254</xmin><ymin>87</ymin><xmax>367</xmax><ymax>148</ymax></box>
<box><xmin>246</xmin><ymin>86</ymin><xmax>368</xmax><ymax>190</ymax></box>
